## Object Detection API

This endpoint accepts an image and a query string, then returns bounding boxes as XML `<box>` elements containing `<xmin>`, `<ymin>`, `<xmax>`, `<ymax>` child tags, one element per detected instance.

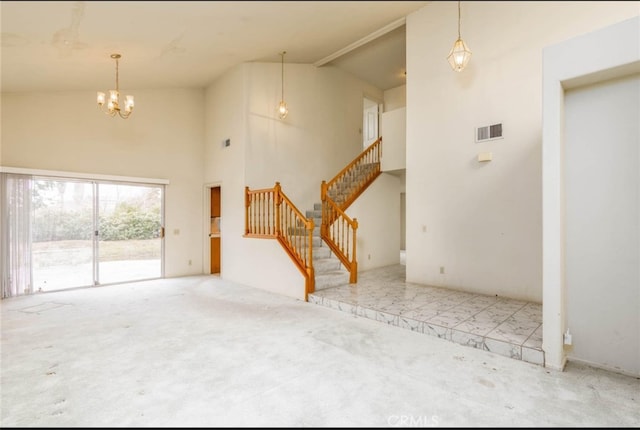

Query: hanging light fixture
<box><xmin>97</xmin><ymin>53</ymin><xmax>134</xmax><ymax>119</ymax></box>
<box><xmin>447</xmin><ymin>0</ymin><xmax>472</xmax><ymax>72</ymax></box>
<box><xmin>277</xmin><ymin>51</ymin><xmax>288</xmax><ymax>119</ymax></box>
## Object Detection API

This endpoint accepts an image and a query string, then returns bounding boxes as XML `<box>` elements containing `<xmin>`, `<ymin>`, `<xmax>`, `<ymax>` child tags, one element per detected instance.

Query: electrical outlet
<box><xmin>440</xmin><ymin>266</ymin><xmax>445</xmax><ymax>274</ymax></box>
<box><xmin>188</xmin><ymin>259</ymin><xmax>192</xmax><ymax>266</ymax></box>
<box><xmin>563</xmin><ymin>329</ymin><xmax>572</xmax><ymax>345</ymax></box>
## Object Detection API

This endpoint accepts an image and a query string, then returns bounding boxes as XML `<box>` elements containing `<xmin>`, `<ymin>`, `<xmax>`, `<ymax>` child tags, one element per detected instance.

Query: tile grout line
<box><xmin>310</xmin><ymin>293</ymin><xmax>535</xmax><ymax>365</ymax></box>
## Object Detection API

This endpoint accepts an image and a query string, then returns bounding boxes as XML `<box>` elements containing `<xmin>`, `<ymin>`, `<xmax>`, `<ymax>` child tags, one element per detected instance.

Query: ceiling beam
<box><xmin>313</xmin><ymin>17</ymin><xmax>406</xmax><ymax>67</ymax></box>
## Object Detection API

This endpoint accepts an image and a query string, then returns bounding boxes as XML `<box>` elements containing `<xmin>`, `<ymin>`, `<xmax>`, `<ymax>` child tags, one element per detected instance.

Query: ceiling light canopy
<box><xmin>447</xmin><ymin>1</ymin><xmax>472</xmax><ymax>72</ymax></box>
<box><xmin>97</xmin><ymin>53</ymin><xmax>134</xmax><ymax>119</ymax></box>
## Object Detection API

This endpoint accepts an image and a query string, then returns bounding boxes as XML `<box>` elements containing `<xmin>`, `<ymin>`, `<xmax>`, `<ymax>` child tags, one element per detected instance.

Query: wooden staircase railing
<box><xmin>244</xmin><ymin>182</ymin><xmax>315</xmax><ymax>300</ymax></box>
<box><xmin>320</xmin><ymin>137</ymin><xmax>382</xmax><ymax>283</ymax></box>
<box><xmin>323</xmin><ymin>137</ymin><xmax>382</xmax><ymax>212</ymax></box>
<box><xmin>320</xmin><ymin>196</ymin><xmax>358</xmax><ymax>283</ymax></box>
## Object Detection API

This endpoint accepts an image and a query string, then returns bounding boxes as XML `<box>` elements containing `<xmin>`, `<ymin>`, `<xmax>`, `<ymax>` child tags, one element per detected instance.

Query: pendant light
<box><xmin>277</xmin><ymin>51</ymin><xmax>288</xmax><ymax>119</ymax></box>
<box><xmin>447</xmin><ymin>1</ymin><xmax>472</xmax><ymax>72</ymax></box>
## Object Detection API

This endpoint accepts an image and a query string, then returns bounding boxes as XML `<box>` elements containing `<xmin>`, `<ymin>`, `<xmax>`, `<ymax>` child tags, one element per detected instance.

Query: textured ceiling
<box><xmin>1</xmin><ymin>1</ymin><xmax>428</xmax><ymax>92</ymax></box>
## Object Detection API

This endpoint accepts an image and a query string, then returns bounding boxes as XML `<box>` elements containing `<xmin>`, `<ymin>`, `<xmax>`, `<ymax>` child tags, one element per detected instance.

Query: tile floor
<box><xmin>308</xmin><ymin>264</ymin><xmax>545</xmax><ymax>366</ymax></box>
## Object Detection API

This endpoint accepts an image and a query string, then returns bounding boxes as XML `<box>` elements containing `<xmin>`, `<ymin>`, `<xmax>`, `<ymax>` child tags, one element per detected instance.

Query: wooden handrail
<box><xmin>245</xmin><ymin>182</ymin><xmax>315</xmax><ymax>300</ymax></box>
<box><xmin>324</xmin><ymin>137</ymin><xmax>382</xmax><ymax>211</ymax></box>
<box><xmin>320</xmin><ymin>138</ymin><xmax>382</xmax><ymax>283</ymax></box>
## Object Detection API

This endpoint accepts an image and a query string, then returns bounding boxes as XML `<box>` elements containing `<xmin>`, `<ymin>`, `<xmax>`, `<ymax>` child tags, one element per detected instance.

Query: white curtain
<box><xmin>1</xmin><ymin>173</ymin><xmax>33</xmax><ymax>298</ymax></box>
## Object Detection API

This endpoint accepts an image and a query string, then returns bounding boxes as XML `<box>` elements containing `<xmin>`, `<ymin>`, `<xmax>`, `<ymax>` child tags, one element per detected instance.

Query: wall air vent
<box><xmin>476</xmin><ymin>123</ymin><xmax>503</xmax><ymax>142</ymax></box>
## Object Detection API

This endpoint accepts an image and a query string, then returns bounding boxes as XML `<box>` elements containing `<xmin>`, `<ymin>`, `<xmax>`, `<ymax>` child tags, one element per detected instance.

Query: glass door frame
<box><xmin>94</xmin><ymin>180</ymin><xmax>165</xmax><ymax>286</ymax></box>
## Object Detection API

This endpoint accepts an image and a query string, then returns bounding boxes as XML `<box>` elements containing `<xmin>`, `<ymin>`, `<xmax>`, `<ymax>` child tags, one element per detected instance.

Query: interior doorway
<box><xmin>363</xmin><ymin>96</ymin><xmax>381</xmax><ymax>149</ymax></box>
<box><xmin>210</xmin><ymin>186</ymin><xmax>221</xmax><ymax>274</ymax></box>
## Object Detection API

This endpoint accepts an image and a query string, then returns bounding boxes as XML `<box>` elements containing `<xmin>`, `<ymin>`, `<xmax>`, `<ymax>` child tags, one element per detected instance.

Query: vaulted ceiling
<box><xmin>1</xmin><ymin>1</ymin><xmax>429</xmax><ymax>93</ymax></box>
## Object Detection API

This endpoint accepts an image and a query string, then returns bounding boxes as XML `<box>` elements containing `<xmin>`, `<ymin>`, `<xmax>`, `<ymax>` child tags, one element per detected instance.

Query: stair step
<box><xmin>313</xmin><ymin>246</ymin><xmax>331</xmax><ymax>259</ymax></box>
<box><xmin>306</xmin><ymin>209</ymin><xmax>322</xmax><ymax>218</ymax></box>
<box><xmin>313</xmin><ymin>257</ymin><xmax>341</xmax><ymax>272</ymax></box>
<box><xmin>315</xmin><ymin>270</ymin><xmax>350</xmax><ymax>290</ymax></box>
<box><xmin>301</xmin><ymin>200</ymin><xmax>352</xmax><ymax>290</ymax></box>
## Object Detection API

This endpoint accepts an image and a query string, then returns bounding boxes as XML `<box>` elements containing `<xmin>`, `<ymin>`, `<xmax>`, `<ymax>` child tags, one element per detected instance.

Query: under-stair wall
<box><xmin>345</xmin><ymin>173</ymin><xmax>403</xmax><ymax>271</ymax></box>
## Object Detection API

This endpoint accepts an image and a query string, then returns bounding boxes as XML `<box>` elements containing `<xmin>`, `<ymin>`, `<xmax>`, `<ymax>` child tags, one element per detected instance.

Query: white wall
<box><xmin>204</xmin><ymin>62</ymin><xmax>383</xmax><ymax>300</ymax></box>
<box><xmin>204</xmin><ymin>63</ymin><xmax>307</xmax><ymax>300</ymax></box>
<box><xmin>381</xmin><ymin>107</ymin><xmax>406</xmax><ymax>172</ymax></box>
<box><xmin>564</xmin><ymin>74</ymin><xmax>639</xmax><ymax>376</ymax></box>
<box><xmin>382</xmin><ymin>85</ymin><xmax>407</xmax><ymax>256</ymax></box>
<box><xmin>348</xmin><ymin>173</ymin><xmax>402</xmax><ymax>271</ymax></box>
<box><xmin>384</xmin><ymin>85</ymin><xmax>406</xmax><ymax>111</ymax></box>
<box><xmin>245</xmin><ymin>62</ymin><xmax>383</xmax><ymax>212</ymax></box>
<box><xmin>406</xmin><ymin>1</ymin><xmax>640</xmax><ymax>302</ymax></box>
<box><xmin>1</xmin><ymin>88</ymin><xmax>206</xmax><ymax>278</ymax></box>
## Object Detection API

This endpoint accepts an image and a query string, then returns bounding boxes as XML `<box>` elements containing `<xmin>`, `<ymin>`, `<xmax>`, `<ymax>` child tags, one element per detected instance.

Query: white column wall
<box><xmin>542</xmin><ymin>15</ymin><xmax>640</xmax><ymax>371</ymax></box>
<box><xmin>564</xmin><ymin>75</ymin><xmax>639</xmax><ymax>376</ymax></box>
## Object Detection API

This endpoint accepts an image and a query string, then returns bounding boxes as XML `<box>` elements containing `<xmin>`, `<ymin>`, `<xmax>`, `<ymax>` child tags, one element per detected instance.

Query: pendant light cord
<box><xmin>457</xmin><ymin>0</ymin><xmax>461</xmax><ymax>39</ymax></box>
<box><xmin>280</xmin><ymin>51</ymin><xmax>286</xmax><ymax>101</ymax></box>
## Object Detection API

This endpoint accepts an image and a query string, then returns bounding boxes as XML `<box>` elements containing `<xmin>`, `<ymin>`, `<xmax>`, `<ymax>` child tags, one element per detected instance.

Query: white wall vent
<box><xmin>476</xmin><ymin>123</ymin><xmax>503</xmax><ymax>142</ymax></box>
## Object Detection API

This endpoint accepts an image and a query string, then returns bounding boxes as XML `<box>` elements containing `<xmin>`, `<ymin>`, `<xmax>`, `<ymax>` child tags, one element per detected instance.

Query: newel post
<box><xmin>320</xmin><ymin>180</ymin><xmax>328</xmax><ymax>237</ymax></box>
<box><xmin>244</xmin><ymin>186</ymin><xmax>250</xmax><ymax>235</ymax></box>
<box><xmin>350</xmin><ymin>218</ymin><xmax>358</xmax><ymax>283</ymax></box>
<box><xmin>274</xmin><ymin>182</ymin><xmax>282</xmax><ymax>236</ymax></box>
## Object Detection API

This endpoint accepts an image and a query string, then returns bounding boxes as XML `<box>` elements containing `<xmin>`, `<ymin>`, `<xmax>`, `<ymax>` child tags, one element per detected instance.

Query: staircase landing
<box><xmin>308</xmin><ymin>264</ymin><xmax>545</xmax><ymax>367</ymax></box>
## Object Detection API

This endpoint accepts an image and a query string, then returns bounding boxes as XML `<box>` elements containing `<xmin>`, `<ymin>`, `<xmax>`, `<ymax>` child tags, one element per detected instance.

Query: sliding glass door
<box><xmin>2</xmin><ymin>173</ymin><xmax>164</xmax><ymax>296</ymax></box>
<box><xmin>97</xmin><ymin>183</ymin><xmax>163</xmax><ymax>284</ymax></box>
<box><xmin>32</xmin><ymin>179</ymin><xmax>95</xmax><ymax>292</ymax></box>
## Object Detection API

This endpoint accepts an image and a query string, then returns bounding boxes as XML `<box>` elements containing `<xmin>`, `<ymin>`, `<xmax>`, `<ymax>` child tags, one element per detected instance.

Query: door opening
<box><xmin>363</xmin><ymin>96</ymin><xmax>381</xmax><ymax>149</ymax></box>
<box><xmin>210</xmin><ymin>186</ymin><xmax>221</xmax><ymax>274</ymax></box>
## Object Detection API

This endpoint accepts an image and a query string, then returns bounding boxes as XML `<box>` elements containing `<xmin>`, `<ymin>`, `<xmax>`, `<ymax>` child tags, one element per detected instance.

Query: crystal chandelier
<box><xmin>97</xmin><ymin>53</ymin><xmax>134</xmax><ymax>119</ymax></box>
